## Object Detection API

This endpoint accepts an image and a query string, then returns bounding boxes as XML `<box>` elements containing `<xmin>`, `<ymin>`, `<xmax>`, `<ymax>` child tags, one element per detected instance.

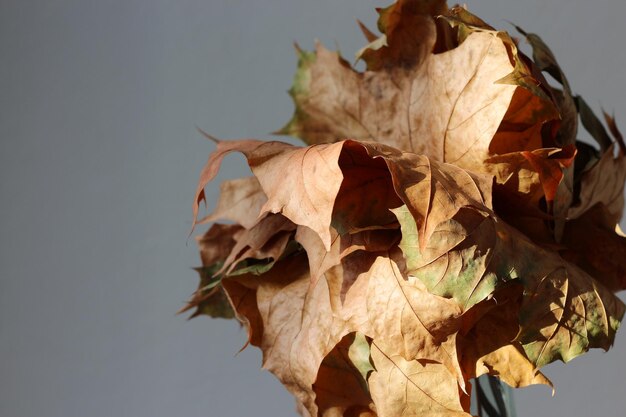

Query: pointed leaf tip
<box><xmin>196</xmin><ymin>127</ymin><xmax>221</xmax><ymax>144</ymax></box>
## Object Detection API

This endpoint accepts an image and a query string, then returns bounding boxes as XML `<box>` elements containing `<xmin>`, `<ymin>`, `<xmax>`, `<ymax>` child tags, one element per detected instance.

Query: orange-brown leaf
<box><xmin>368</xmin><ymin>341</ymin><xmax>471</xmax><ymax>417</ymax></box>
<box><xmin>197</xmin><ymin>176</ymin><xmax>267</xmax><ymax>229</ymax></box>
<box><xmin>193</xmin><ymin>139</ymin><xmax>345</xmax><ymax>250</ymax></box>
<box><xmin>280</xmin><ymin>29</ymin><xmax>518</xmax><ymax>173</ymax></box>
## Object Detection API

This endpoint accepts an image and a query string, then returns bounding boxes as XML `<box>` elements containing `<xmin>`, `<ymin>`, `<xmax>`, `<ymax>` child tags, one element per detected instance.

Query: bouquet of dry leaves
<box><xmin>182</xmin><ymin>1</ymin><xmax>626</xmax><ymax>416</ymax></box>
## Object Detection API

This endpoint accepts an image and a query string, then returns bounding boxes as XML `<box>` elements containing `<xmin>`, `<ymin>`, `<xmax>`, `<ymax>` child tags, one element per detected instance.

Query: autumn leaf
<box><xmin>192</xmin><ymin>138</ymin><xmax>344</xmax><ymax>250</ymax></box>
<box><xmin>278</xmin><ymin>8</ymin><xmax>520</xmax><ymax>173</ymax></box>
<box><xmin>457</xmin><ymin>285</ymin><xmax>552</xmax><ymax>389</ymax></box>
<box><xmin>216</xmin><ymin>248</ymin><xmax>475</xmax><ymax>415</ymax></box>
<box><xmin>197</xmin><ymin>176</ymin><xmax>267</xmax><ymax>229</ymax></box>
<box><xmin>312</xmin><ymin>333</ymin><xmax>376</xmax><ymax>417</ymax></box>
<box><xmin>368</xmin><ymin>343</ymin><xmax>471</xmax><ymax>417</ymax></box>
<box><xmin>217</xmin><ymin>213</ymin><xmax>295</xmax><ymax>275</ymax></box>
<box><xmin>493</xmin><ymin>223</ymin><xmax>626</xmax><ymax>367</ymax></box>
<box><xmin>393</xmin><ymin>204</ymin><xmax>512</xmax><ymax>311</ymax></box>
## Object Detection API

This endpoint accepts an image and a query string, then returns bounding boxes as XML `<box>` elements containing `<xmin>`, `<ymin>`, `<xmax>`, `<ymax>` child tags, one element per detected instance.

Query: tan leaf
<box><xmin>218</xmin><ymin>213</ymin><xmax>295</xmax><ymax>275</ymax></box>
<box><xmin>193</xmin><ymin>138</ymin><xmax>345</xmax><ymax>249</ymax></box>
<box><xmin>196</xmin><ymin>223</ymin><xmax>242</xmax><ymax>266</ymax></box>
<box><xmin>332</xmin><ymin>142</ymin><xmax>402</xmax><ymax>234</ymax></box>
<box><xmin>353</xmin><ymin>141</ymin><xmax>493</xmax><ymax>249</ymax></box>
<box><xmin>221</xmin><ymin>277</ymin><xmax>263</xmax><ymax>348</ymax></box>
<box><xmin>197</xmin><ymin>176</ymin><xmax>267</xmax><ymax>229</ymax></box>
<box><xmin>356</xmin><ymin>0</ymin><xmax>448</xmax><ymax>70</ymax></box>
<box><xmin>393</xmin><ymin>204</ymin><xmax>517</xmax><ymax>311</ymax></box>
<box><xmin>486</xmin><ymin>145</ymin><xmax>576</xmax><ymax>242</ymax></box>
<box><xmin>368</xmin><ymin>341</ymin><xmax>470</xmax><ymax>417</ymax></box>
<box><xmin>295</xmin><ymin>225</ymin><xmax>399</xmax><ymax>287</ymax></box>
<box><xmin>279</xmin><ymin>26</ymin><xmax>518</xmax><ymax>171</ymax></box>
<box><xmin>220</xmin><ymin>249</ymin><xmax>471</xmax><ymax>416</ymax></box>
<box><xmin>489</xmin><ymin>87</ymin><xmax>559</xmax><ymax>155</ymax></box>
<box><xmin>393</xmin><ymin>199</ymin><xmax>625</xmax><ymax>368</ymax></box>
<box><xmin>363</xmin><ymin>255</ymin><xmax>464</xmax><ymax>385</ymax></box>
<box><xmin>488</xmin><ymin>146</ymin><xmax>576</xmax><ymax>208</ymax></box>
<box><xmin>192</xmin><ymin>138</ymin><xmax>267</xmax><ymax>231</ymax></box>
<box><xmin>222</xmin><ymin>255</ymin><xmax>347</xmax><ymax>416</ymax></box>
<box><xmin>513</xmin><ymin>25</ymin><xmax>578</xmax><ymax>147</ymax></box>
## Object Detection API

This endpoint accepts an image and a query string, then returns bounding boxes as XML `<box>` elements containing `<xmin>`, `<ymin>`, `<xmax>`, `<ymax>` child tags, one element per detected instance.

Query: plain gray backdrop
<box><xmin>1</xmin><ymin>1</ymin><xmax>625</xmax><ymax>416</ymax></box>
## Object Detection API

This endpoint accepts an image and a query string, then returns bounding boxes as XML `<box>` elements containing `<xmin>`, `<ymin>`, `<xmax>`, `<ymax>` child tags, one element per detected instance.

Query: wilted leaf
<box><xmin>356</xmin><ymin>0</ymin><xmax>448</xmax><ymax>70</ymax></box>
<box><xmin>354</xmin><ymin>141</ymin><xmax>493</xmax><ymax>249</ymax></box>
<box><xmin>332</xmin><ymin>142</ymin><xmax>402</xmax><ymax>234</ymax></box>
<box><xmin>603</xmin><ymin>111</ymin><xmax>626</xmax><ymax>153</ymax></box>
<box><xmin>497</xmin><ymin>225</ymin><xmax>626</xmax><ymax>367</ymax></box>
<box><xmin>218</xmin><ymin>213</ymin><xmax>295</xmax><ymax>275</ymax></box>
<box><xmin>515</xmin><ymin>24</ymin><xmax>577</xmax><ymax>147</ymax></box>
<box><xmin>193</xmin><ymin>138</ymin><xmax>344</xmax><ymax>249</ymax></box>
<box><xmin>363</xmin><ymin>254</ymin><xmax>464</xmax><ymax>384</ymax></box>
<box><xmin>197</xmin><ymin>176</ymin><xmax>267</xmax><ymax>229</ymax></box>
<box><xmin>295</xmin><ymin>225</ymin><xmax>398</xmax><ymax>287</ymax></box>
<box><xmin>279</xmin><ymin>15</ymin><xmax>519</xmax><ymax>172</ymax></box>
<box><xmin>457</xmin><ymin>285</ymin><xmax>552</xmax><ymax>389</ymax></box>
<box><xmin>487</xmin><ymin>146</ymin><xmax>576</xmax><ymax>210</ymax></box>
<box><xmin>312</xmin><ymin>333</ymin><xmax>376</xmax><ymax>417</ymax></box>
<box><xmin>393</xmin><ymin>203</ymin><xmax>524</xmax><ymax>311</ymax></box>
<box><xmin>368</xmin><ymin>341</ymin><xmax>471</xmax><ymax>417</ymax></box>
<box><xmin>195</xmin><ymin>223</ymin><xmax>240</xmax><ymax>263</ymax></box>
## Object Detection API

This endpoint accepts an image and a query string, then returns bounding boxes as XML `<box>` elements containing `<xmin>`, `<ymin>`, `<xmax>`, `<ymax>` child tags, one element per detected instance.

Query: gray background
<box><xmin>1</xmin><ymin>1</ymin><xmax>625</xmax><ymax>416</ymax></box>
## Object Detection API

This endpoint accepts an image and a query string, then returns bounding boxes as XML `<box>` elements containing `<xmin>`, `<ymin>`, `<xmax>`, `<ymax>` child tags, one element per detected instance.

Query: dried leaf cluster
<box><xmin>184</xmin><ymin>1</ymin><xmax>626</xmax><ymax>415</ymax></box>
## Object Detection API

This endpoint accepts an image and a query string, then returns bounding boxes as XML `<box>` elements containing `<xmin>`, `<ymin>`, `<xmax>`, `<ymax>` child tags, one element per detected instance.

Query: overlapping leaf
<box><xmin>187</xmin><ymin>1</ymin><xmax>626</xmax><ymax>416</ymax></box>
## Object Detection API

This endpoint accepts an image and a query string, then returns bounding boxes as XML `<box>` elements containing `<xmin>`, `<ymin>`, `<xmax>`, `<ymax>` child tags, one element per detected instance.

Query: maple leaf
<box><xmin>197</xmin><ymin>176</ymin><xmax>267</xmax><ymax>229</ymax></box>
<box><xmin>192</xmin><ymin>138</ymin><xmax>344</xmax><ymax>250</ymax></box>
<box><xmin>368</xmin><ymin>342</ymin><xmax>471</xmax><ymax>417</ymax></box>
<box><xmin>312</xmin><ymin>333</ymin><xmax>376</xmax><ymax>417</ymax></box>
<box><xmin>277</xmin><ymin>5</ymin><xmax>520</xmax><ymax>173</ymax></box>
<box><xmin>457</xmin><ymin>285</ymin><xmax>553</xmax><ymax>389</ymax></box>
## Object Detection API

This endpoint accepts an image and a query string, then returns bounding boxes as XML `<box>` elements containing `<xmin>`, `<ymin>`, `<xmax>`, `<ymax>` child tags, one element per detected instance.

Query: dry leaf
<box><xmin>192</xmin><ymin>139</ymin><xmax>344</xmax><ymax>250</ymax></box>
<box><xmin>197</xmin><ymin>176</ymin><xmax>267</xmax><ymax>229</ymax></box>
<box><xmin>279</xmin><ymin>15</ymin><xmax>518</xmax><ymax>173</ymax></box>
<box><xmin>312</xmin><ymin>333</ymin><xmax>376</xmax><ymax>417</ymax></box>
<box><xmin>368</xmin><ymin>341</ymin><xmax>470</xmax><ymax>417</ymax></box>
<box><xmin>457</xmin><ymin>285</ymin><xmax>552</xmax><ymax>389</ymax></box>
